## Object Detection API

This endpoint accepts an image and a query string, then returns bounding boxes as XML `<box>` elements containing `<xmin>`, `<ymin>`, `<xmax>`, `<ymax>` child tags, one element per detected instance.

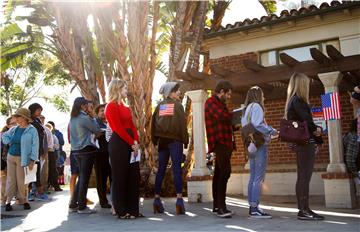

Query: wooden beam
<box><xmin>279</xmin><ymin>53</ymin><xmax>300</xmax><ymax>67</ymax></box>
<box><xmin>210</xmin><ymin>65</ymin><xmax>229</xmax><ymax>77</ymax></box>
<box><xmin>177</xmin><ymin>54</ymin><xmax>360</xmax><ymax>92</ymax></box>
<box><xmin>310</xmin><ymin>47</ymin><xmax>332</xmax><ymax>65</ymax></box>
<box><xmin>326</xmin><ymin>45</ymin><xmax>343</xmax><ymax>61</ymax></box>
<box><xmin>243</xmin><ymin>60</ymin><xmax>265</xmax><ymax>72</ymax></box>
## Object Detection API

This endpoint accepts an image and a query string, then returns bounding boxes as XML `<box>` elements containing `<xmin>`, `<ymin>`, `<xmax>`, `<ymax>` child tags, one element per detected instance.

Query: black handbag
<box><xmin>279</xmin><ymin>119</ymin><xmax>310</xmax><ymax>144</ymax></box>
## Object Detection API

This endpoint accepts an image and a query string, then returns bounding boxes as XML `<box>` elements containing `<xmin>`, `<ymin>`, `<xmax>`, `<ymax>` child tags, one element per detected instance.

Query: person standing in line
<box><xmin>151</xmin><ymin>82</ymin><xmax>189</xmax><ymax>215</ymax></box>
<box><xmin>39</xmin><ymin>115</ymin><xmax>51</xmax><ymax>194</ymax></box>
<box><xmin>94</xmin><ymin>104</ymin><xmax>112</xmax><ymax>209</ymax></box>
<box><xmin>68</xmin><ymin>97</ymin><xmax>102</xmax><ymax>214</ymax></box>
<box><xmin>1</xmin><ymin>117</ymin><xmax>17</xmax><ymax>206</ymax></box>
<box><xmin>48</xmin><ymin>121</ymin><xmax>66</xmax><ymax>185</ymax></box>
<box><xmin>205</xmin><ymin>80</ymin><xmax>235</xmax><ymax>218</ymax></box>
<box><xmin>284</xmin><ymin>72</ymin><xmax>324</xmax><ymax>220</ymax></box>
<box><xmin>241</xmin><ymin>86</ymin><xmax>277</xmax><ymax>219</ymax></box>
<box><xmin>44</xmin><ymin>123</ymin><xmax>62</xmax><ymax>192</ymax></box>
<box><xmin>343</xmin><ymin>119</ymin><xmax>360</xmax><ymax>176</ymax></box>
<box><xmin>2</xmin><ymin>108</ymin><xmax>39</xmax><ymax>211</ymax></box>
<box><xmin>28</xmin><ymin>103</ymin><xmax>49</xmax><ymax>201</ymax></box>
<box><xmin>105</xmin><ymin>79</ymin><xmax>143</xmax><ymax>219</ymax></box>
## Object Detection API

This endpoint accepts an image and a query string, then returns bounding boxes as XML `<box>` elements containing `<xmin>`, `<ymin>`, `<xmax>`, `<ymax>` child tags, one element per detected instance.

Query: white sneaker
<box><xmin>77</xmin><ymin>207</ymin><xmax>97</xmax><ymax>214</ymax></box>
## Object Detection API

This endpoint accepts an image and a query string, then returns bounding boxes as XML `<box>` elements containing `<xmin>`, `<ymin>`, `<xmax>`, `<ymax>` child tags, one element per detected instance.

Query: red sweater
<box><xmin>105</xmin><ymin>101</ymin><xmax>139</xmax><ymax>146</ymax></box>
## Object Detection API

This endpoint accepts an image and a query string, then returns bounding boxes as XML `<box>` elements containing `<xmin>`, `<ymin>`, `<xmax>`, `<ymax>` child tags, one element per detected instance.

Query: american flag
<box><xmin>321</xmin><ymin>92</ymin><xmax>341</xmax><ymax>120</ymax></box>
<box><xmin>159</xmin><ymin>103</ymin><xmax>174</xmax><ymax>116</ymax></box>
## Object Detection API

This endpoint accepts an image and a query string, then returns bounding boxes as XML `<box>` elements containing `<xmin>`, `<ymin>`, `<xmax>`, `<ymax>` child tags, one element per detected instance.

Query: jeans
<box><xmin>212</xmin><ymin>143</ymin><xmax>232</xmax><ymax>210</ymax></box>
<box><xmin>155</xmin><ymin>141</ymin><xmax>183</xmax><ymax>195</ymax></box>
<box><xmin>70</xmin><ymin>146</ymin><xmax>96</xmax><ymax>210</ymax></box>
<box><xmin>248</xmin><ymin>145</ymin><xmax>268</xmax><ymax>207</ymax></box>
<box><xmin>295</xmin><ymin>143</ymin><xmax>315</xmax><ymax>211</ymax></box>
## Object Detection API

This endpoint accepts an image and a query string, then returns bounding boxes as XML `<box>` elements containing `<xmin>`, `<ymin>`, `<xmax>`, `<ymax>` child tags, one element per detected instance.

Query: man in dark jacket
<box><xmin>205</xmin><ymin>80</ymin><xmax>234</xmax><ymax>218</ymax></box>
<box><xmin>94</xmin><ymin>104</ymin><xmax>111</xmax><ymax>208</ymax></box>
<box><xmin>28</xmin><ymin>103</ymin><xmax>50</xmax><ymax>201</ymax></box>
<box><xmin>151</xmin><ymin>82</ymin><xmax>189</xmax><ymax>214</ymax></box>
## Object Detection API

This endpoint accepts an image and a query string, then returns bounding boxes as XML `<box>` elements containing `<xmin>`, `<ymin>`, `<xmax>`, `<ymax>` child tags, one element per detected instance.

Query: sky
<box><xmin>0</xmin><ymin>0</ymin><xmax>334</xmax><ymax>138</ymax></box>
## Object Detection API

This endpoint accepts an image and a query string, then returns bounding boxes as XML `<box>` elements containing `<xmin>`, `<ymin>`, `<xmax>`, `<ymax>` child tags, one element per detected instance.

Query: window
<box><xmin>260</xmin><ymin>40</ymin><xmax>340</xmax><ymax>67</ymax></box>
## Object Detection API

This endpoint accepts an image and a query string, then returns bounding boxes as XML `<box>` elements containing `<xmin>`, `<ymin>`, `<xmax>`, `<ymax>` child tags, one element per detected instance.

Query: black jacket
<box><xmin>151</xmin><ymin>98</ymin><xmax>189</xmax><ymax>147</ymax></box>
<box><xmin>31</xmin><ymin>118</ymin><xmax>45</xmax><ymax>158</ymax></box>
<box><xmin>287</xmin><ymin>95</ymin><xmax>323</xmax><ymax>144</ymax></box>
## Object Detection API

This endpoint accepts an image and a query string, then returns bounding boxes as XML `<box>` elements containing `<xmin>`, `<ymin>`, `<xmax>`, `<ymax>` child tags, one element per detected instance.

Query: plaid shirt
<box><xmin>343</xmin><ymin>132</ymin><xmax>359</xmax><ymax>174</ymax></box>
<box><xmin>205</xmin><ymin>95</ymin><xmax>234</xmax><ymax>153</ymax></box>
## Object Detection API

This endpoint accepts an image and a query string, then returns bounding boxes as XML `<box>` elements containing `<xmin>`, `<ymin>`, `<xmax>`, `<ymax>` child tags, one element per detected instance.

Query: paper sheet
<box><xmin>24</xmin><ymin>164</ymin><xmax>37</xmax><ymax>185</ymax></box>
<box><xmin>130</xmin><ymin>150</ymin><xmax>141</xmax><ymax>164</ymax></box>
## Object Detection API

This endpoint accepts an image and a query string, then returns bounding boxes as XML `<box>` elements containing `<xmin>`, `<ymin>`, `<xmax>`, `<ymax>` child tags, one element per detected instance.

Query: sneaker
<box><xmin>298</xmin><ymin>210</ymin><xmax>324</xmax><ymax>220</ymax></box>
<box><xmin>23</xmin><ymin>203</ymin><xmax>31</xmax><ymax>210</ymax></box>
<box><xmin>28</xmin><ymin>192</ymin><xmax>35</xmax><ymax>201</ymax></box>
<box><xmin>5</xmin><ymin>203</ymin><xmax>13</xmax><ymax>211</ymax></box>
<box><xmin>77</xmin><ymin>207</ymin><xmax>97</xmax><ymax>214</ymax></box>
<box><xmin>249</xmin><ymin>207</ymin><xmax>272</xmax><ymax>219</ymax></box>
<box><xmin>35</xmin><ymin>193</ymin><xmax>51</xmax><ymax>201</ymax></box>
<box><xmin>101</xmin><ymin>203</ymin><xmax>112</xmax><ymax>209</ymax></box>
<box><xmin>224</xmin><ymin>208</ymin><xmax>235</xmax><ymax>215</ymax></box>
<box><xmin>212</xmin><ymin>208</ymin><xmax>218</xmax><ymax>214</ymax></box>
<box><xmin>217</xmin><ymin>208</ymin><xmax>232</xmax><ymax>218</ymax></box>
<box><xmin>54</xmin><ymin>187</ymin><xmax>63</xmax><ymax>192</ymax></box>
<box><xmin>69</xmin><ymin>205</ymin><xmax>78</xmax><ymax>213</ymax></box>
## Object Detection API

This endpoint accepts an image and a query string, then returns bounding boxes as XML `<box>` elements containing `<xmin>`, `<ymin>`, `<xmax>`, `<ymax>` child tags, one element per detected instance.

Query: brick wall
<box><xmin>209</xmin><ymin>54</ymin><xmax>355</xmax><ymax>171</ymax></box>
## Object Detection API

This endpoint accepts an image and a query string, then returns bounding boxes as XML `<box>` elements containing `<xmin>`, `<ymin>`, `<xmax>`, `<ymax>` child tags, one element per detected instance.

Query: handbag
<box><xmin>241</xmin><ymin>104</ymin><xmax>265</xmax><ymax>151</ymax></box>
<box><xmin>279</xmin><ymin>119</ymin><xmax>310</xmax><ymax>144</ymax></box>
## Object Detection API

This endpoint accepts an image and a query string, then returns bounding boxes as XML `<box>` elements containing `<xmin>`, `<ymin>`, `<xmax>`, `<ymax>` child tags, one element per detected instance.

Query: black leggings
<box><xmin>108</xmin><ymin>132</ymin><xmax>140</xmax><ymax>216</ymax></box>
<box><xmin>295</xmin><ymin>143</ymin><xmax>316</xmax><ymax>211</ymax></box>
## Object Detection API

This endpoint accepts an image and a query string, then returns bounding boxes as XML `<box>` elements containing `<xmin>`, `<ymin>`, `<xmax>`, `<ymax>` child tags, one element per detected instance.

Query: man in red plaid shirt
<box><xmin>205</xmin><ymin>80</ymin><xmax>234</xmax><ymax>218</ymax></box>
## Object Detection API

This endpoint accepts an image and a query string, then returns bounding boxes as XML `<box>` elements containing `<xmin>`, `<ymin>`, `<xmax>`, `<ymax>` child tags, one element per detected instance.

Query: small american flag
<box><xmin>159</xmin><ymin>103</ymin><xmax>174</xmax><ymax>116</ymax></box>
<box><xmin>321</xmin><ymin>92</ymin><xmax>341</xmax><ymax>120</ymax></box>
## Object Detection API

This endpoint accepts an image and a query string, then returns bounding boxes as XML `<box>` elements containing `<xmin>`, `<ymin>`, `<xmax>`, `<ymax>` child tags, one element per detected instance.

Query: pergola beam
<box><xmin>310</xmin><ymin>47</ymin><xmax>332</xmax><ymax>65</ymax></box>
<box><xmin>243</xmin><ymin>60</ymin><xmax>265</xmax><ymax>72</ymax></box>
<box><xmin>279</xmin><ymin>53</ymin><xmax>300</xmax><ymax>67</ymax></box>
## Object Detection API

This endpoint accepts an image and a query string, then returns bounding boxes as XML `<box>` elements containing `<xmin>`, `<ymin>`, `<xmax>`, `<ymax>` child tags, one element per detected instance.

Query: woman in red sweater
<box><xmin>105</xmin><ymin>79</ymin><xmax>142</xmax><ymax>219</ymax></box>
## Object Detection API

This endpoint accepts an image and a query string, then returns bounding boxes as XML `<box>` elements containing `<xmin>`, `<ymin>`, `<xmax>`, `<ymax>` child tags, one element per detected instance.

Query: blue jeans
<box><xmin>155</xmin><ymin>141</ymin><xmax>183</xmax><ymax>195</ymax></box>
<box><xmin>70</xmin><ymin>146</ymin><xmax>96</xmax><ymax>210</ymax></box>
<box><xmin>248</xmin><ymin>145</ymin><xmax>268</xmax><ymax>207</ymax></box>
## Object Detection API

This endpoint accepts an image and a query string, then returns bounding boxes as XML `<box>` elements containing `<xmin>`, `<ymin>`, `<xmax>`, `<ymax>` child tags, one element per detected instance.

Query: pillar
<box><xmin>185</xmin><ymin>90</ymin><xmax>212</xmax><ymax>203</ymax></box>
<box><xmin>318</xmin><ymin>71</ymin><xmax>356</xmax><ymax>208</ymax></box>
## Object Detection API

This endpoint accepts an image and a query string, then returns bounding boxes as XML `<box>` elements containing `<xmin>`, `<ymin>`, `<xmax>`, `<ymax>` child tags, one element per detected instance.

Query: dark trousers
<box><xmin>70</xmin><ymin>146</ymin><xmax>96</xmax><ymax>210</ymax></box>
<box><xmin>212</xmin><ymin>143</ymin><xmax>232</xmax><ymax>210</ymax></box>
<box><xmin>155</xmin><ymin>141</ymin><xmax>183</xmax><ymax>195</ymax></box>
<box><xmin>48</xmin><ymin>151</ymin><xmax>59</xmax><ymax>189</ymax></box>
<box><xmin>94</xmin><ymin>150</ymin><xmax>111</xmax><ymax>206</ymax></box>
<box><xmin>295</xmin><ymin>143</ymin><xmax>315</xmax><ymax>211</ymax></box>
<box><xmin>109</xmin><ymin>133</ymin><xmax>140</xmax><ymax>216</ymax></box>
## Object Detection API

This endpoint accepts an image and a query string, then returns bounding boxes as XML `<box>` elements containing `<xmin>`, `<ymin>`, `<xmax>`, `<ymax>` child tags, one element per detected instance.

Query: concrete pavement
<box><xmin>1</xmin><ymin>188</ymin><xmax>359</xmax><ymax>232</ymax></box>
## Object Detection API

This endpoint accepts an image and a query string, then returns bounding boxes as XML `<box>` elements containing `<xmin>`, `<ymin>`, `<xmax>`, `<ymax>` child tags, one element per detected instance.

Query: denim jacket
<box><xmin>69</xmin><ymin>111</ymin><xmax>101</xmax><ymax>151</ymax></box>
<box><xmin>241</xmin><ymin>102</ymin><xmax>276</xmax><ymax>144</ymax></box>
<box><xmin>2</xmin><ymin>125</ymin><xmax>39</xmax><ymax>166</ymax></box>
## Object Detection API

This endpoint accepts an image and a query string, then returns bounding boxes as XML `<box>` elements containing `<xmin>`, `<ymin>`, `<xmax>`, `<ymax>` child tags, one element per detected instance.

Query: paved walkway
<box><xmin>1</xmin><ymin>189</ymin><xmax>359</xmax><ymax>232</ymax></box>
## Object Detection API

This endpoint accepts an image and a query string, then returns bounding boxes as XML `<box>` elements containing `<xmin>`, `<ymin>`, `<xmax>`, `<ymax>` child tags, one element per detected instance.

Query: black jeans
<box><xmin>109</xmin><ymin>133</ymin><xmax>140</xmax><ymax>216</ymax></box>
<box><xmin>212</xmin><ymin>143</ymin><xmax>232</xmax><ymax>210</ymax></box>
<box><xmin>94</xmin><ymin>150</ymin><xmax>111</xmax><ymax>206</ymax></box>
<box><xmin>295</xmin><ymin>143</ymin><xmax>316</xmax><ymax>211</ymax></box>
<box><xmin>48</xmin><ymin>151</ymin><xmax>60</xmax><ymax>189</ymax></box>
<box><xmin>70</xmin><ymin>146</ymin><xmax>96</xmax><ymax>210</ymax></box>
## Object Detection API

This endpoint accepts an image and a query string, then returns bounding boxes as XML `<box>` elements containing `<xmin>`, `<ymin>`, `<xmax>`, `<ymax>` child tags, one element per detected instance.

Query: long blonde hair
<box><xmin>284</xmin><ymin>72</ymin><xmax>310</xmax><ymax>118</ymax></box>
<box><xmin>243</xmin><ymin>86</ymin><xmax>265</xmax><ymax>112</ymax></box>
<box><xmin>108</xmin><ymin>79</ymin><xmax>127</xmax><ymax>103</ymax></box>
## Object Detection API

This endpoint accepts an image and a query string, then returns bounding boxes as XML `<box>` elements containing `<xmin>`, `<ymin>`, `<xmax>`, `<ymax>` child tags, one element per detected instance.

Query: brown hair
<box><xmin>243</xmin><ymin>86</ymin><xmax>265</xmax><ymax>110</ymax></box>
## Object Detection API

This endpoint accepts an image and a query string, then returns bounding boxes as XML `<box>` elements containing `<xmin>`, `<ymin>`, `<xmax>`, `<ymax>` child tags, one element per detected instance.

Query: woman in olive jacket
<box><xmin>151</xmin><ymin>82</ymin><xmax>189</xmax><ymax>215</ymax></box>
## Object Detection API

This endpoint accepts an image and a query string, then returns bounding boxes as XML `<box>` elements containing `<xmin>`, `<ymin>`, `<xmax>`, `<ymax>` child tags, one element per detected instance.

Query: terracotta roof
<box><xmin>204</xmin><ymin>1</ymin><xmax>360</xmax><ymax>39</ymax></box>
